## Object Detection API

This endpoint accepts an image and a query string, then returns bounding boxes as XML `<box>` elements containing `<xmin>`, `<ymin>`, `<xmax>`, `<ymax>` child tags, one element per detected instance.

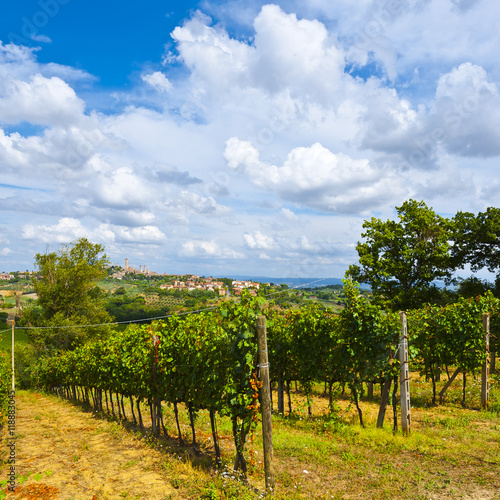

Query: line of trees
<box><xmin>349</xmin><ymin>199</ymin><xmax>500</xmax><ymax>310</ymax></box>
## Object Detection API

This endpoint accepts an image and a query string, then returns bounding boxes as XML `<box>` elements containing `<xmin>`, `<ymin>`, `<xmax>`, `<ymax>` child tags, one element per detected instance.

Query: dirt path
<box><xmin>1</xmin><ymin>391</ymin><xmax>182</xmax><ymax>500</ymax></box>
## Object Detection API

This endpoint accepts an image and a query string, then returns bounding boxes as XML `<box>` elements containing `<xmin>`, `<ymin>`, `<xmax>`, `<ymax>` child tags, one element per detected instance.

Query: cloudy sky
<box><xmin>0</xmin><ymin>0</ymin><xmax>499</xmax><ymax>280</ymax></box>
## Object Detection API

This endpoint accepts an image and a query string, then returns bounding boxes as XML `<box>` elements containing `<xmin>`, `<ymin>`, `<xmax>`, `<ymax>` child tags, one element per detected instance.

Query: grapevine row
<box><xmin>32</xmin><ymin>281</ymin><xmax>498</xmax><ymax>467</ymax></box>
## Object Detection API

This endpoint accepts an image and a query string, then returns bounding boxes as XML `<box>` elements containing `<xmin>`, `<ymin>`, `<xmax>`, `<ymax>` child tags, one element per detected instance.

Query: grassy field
<box><xmin>3</xmin><ymin>372</ymin><xmax>498</xmax><ymax>499</ymax></box>
<box><xmin>0</xmin><ymin>328</ymin><xmax>29</xmax><ymax>352</ymax></box>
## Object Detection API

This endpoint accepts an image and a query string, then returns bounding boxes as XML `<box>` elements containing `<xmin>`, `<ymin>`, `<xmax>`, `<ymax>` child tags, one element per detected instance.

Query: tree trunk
<box><xmin>120</xmin><ymin>394</ymin><xmax>126</xmax><ymax>420</ymax></box>
<box><xmin>367</xmin><ymin>381</ymin><xmax>374</xmax><ymax>399</ymax></box>
<box><xmin>352</xmin><ymin>386</ymin><xmax>364</xmax><ymax>428</ymax></box>
<box><xmin>109</xmin><ymin>391</ymin><xmax>115</xmax><ymax>417</ymax></box>
<box><xmin>392</xmin><ymin>374</ymin><xmax>398</xmax><ymax>433</ymax></box>
<box><xmin>286</xmin><ymin>379</ymin><xmax>292</xmax><ymax>414</ymax></box>
<box><xmin>438</xmin><ymin>367</ymin><xmax>461</xmax><ymax>404</ymax></box>
<box><xmin>277</xmin><ymin>369</ymin><xmax>284</xmax><ymax>414</ymax></box>
<box><xmin>159</xmin><ymin>402</ymin><xmax>168</xmax><ymax>437</ymax></box>
<box><xmin>328</xmin><ymin>381</ymin><xmax>335</xmax><ymax>412</ymax></box>
<box><xmin>377</xmin><ymin>378</ymin><xmax>392</xmax><ymax>428</ymax></box>
<box><xmin>269</xmin><ymin>381</ymin><xmax>273</xmax><ymax>412</ymax></box>
<box><xmin>129</xmin><ymin>396</ymin><xmax>137</xmax><ymax>425</ymax></box>
<box><xmin>116</xmin><ymin>393</ymin><xmax>122</xmax><ymax>419</ymax></box>
<box><xmin>149</xmin><ymin>399</ymin><xmax>156</xmax><ymax>434</ymax></box>
<box><xmin>210</xmin><ymin>410</ymin><xmax>221</xmax><ymax>467</ymax></box>
<box><xmin>188</xmin><ymin>402</ymin><xmax>199</xmax><ymax>452</ymax></box>
<box><xmin>136</xmin><ymin>398</ymin><xmax>144</xmax><ymax>431</ymax></box>
<box><xmin>307</xmin><ymin>392</ymin><xmax>312</xmax><ymax>417</ymax></box>
<box><xmin>232</xmin><ymin>417</ymin><xmax>248</xmax><ymax>476</ymax></box>
<box><xmin>462</xmin><ymin>372</ymin><xmax>467</xmax><ymax>407</ymax></box>
<box><xmin>174</xmin><ymin>401</ymin><xmax>183</xmax><ymax>445</ymax></box>
<box><xmin>430</xmin><ymin>368</ymin><xmax>437</xmax><ymax>405</ymax></box>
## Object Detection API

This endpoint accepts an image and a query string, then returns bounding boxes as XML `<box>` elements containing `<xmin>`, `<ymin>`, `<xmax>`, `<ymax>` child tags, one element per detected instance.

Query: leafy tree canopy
<box><xmin>22</xmin><ymin>238</ymin><xmax>113</xmax><ymax>350</ymax></box>
<box><xmin>349</xmin><ymin>199</ymin><xmax>454</xmax><ymax>310</ymax></box>
<box><xmin>452</xmin><ymin>207</ymin><xmax>500</xmax><ymax>273</ymax></box>
<box><xmin>455</xmin><ymin>276</ymin><xmax>493</xmax><ymax>299</ymax></box>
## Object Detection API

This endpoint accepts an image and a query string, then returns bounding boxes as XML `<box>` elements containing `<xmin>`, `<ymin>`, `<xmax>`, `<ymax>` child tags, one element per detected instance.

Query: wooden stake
<box><xmin>481</xmin><ymin>313</ymin><xmax>490</xmax><ymax>410</ymax></box>
<box><xmin>399</xmin><ymin>312</ymin><xmax>411</xmax><ymax>435</ymax></box>
<box><xmin>256</xmin><ymin>315</ymin><xmax>275</xmax><ymax>491</ymax></box>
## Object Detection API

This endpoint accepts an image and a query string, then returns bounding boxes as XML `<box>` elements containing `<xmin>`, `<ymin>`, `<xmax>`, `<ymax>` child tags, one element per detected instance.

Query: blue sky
<box><xmin>0</xmin><ymin>0</ymin><xmax>499</xmax><ymax>279</ymax></box>
<box><xmin>2</xmin><ymin>0</ymin><xmax>199</xmax><ymax>86</ymax></box>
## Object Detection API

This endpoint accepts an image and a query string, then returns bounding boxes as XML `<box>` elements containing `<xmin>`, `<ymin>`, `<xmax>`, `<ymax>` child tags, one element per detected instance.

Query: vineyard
<box><xmin>26</xmin><ymin>279</ymin><xmax>499</xmax><ymax>493</ymax></box>
<box><xmin>142</xmin><ymin>293</ymin><xmax>185</xmax><ymax>309</ymax></box>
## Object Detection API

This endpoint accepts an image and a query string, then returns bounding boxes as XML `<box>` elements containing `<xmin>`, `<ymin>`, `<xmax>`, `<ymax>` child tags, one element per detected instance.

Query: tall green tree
<box><xmin>23</xmin><ymin>238</ymin><xmax>113</xmax><ymax>350</ymax></box>
<box><xmin>455</xmin><ymin>276</ymin><xmax>493</xmax><ymax>299</ymax></box>
<box><xmin>452</xmin><ymin>207</ymin><xmax>500</xmax><ymax>273</ymax></box>
<box><xmin>349</xmin><ymin>200</ymin><xmax>454</xmax><ymax>310</ymax></box>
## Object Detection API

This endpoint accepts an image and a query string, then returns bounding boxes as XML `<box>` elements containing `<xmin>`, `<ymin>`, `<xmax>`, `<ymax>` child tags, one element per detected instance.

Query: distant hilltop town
<box><xmin>111</xmin><ymin>259</ymin><xmax>263</xmax><ymax>297</ymax></box>
<box><xmin>1</xmin><ymin>261</ymin><xmax>264</xmax><ymax>298</ymax></box>
<box><xmin>111</xmin><ymin>258</ymin><xmax>160</xmax><ymax>279</ymax></box>
<box><xmin>160</xmin><ymin>277</ymin><xmax>260</xmax><ymax>297</ymax></box>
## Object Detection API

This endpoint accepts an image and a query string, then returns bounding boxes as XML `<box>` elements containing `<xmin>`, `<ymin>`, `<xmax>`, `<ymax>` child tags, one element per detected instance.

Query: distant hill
<box><xmin>219</xmin><ymin>276</ymin><xmax>355</xmax><ymax>289</ymax></box>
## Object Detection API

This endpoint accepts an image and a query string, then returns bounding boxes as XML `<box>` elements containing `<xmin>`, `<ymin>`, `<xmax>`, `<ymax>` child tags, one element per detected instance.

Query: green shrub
<box><xmin>14</xmin><ymin>345</ymin><xmax>38</xmax><ymax>389</ymax></box>
<box><xmin>0</xmin><ymin>351</ymin><xmax>11</xmax><ymax>425</ymax></box>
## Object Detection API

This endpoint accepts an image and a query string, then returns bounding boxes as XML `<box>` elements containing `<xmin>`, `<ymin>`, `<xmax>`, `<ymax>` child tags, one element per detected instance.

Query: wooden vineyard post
<box><xmin>399</xmin><ymin>312</ymin><xmax>411</xmax><ymax>435</ymax></box>
<box><xmin>256</xmin><ymin>315</ymin><xmax>275</xmax><ymax>491</ymax></box>
<box><xmin>481</xmin><ymin>313</ymin><xmax>490</xmax><ymax>410</ymax></box>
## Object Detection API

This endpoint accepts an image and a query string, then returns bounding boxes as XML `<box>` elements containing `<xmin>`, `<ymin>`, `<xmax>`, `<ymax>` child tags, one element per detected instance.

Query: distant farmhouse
<box><xmin>231</xmin><ymin>280</ymin><xmax>260</xmax><ymax>296</ymax></box>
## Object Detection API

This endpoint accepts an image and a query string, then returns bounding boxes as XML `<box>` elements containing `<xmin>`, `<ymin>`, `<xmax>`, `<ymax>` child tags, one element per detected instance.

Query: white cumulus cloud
<box><xmin>22</xmin><ymin>217</ymin><xmax>89</xmax><ymax>243</ymax></box>
<box><xmin>243</xmin><ymin>231</ymin><xmax>276</xmax><ymax>250</ymax></box>
<box><xmin>181</xmin><ymin>239</ymin><xmax>245</xmax><ymax>259</ymax></box>
<box><xmin>142</xmin><ymin>71</ymin><xmax>173</xmax><ymax>93</ymax></box>
<box><xmin>93</xmin><ymin>167</ymin><xmax>153</xmax><ymax>209</ymax></box>
<box><xmin>430</xmin><ymin>62</ymin><xmax>500</xmax><ymax>158</ymax></box>
<box><xmin>225</xmin><ymin>138</ymin><xmax>406</xmax><ymax>213</ymax></box>
<box><xmin>0</xmin><ymin>74</ymin><xmax>86</xmax><ymax>127</ymax></box>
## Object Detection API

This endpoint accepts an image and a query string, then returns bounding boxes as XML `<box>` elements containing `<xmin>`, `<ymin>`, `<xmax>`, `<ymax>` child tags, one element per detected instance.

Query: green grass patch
<box><xmin>0</xmin><ymin>328</ymin><xmax>30</xmax><ymax>351</ymax></box>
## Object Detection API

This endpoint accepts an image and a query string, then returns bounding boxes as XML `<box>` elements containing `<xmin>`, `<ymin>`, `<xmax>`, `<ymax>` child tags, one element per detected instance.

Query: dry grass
<box><xmin>1</xmin><ymin>372</ymin><xmax>500</xmax><ymax>499</ymax></box>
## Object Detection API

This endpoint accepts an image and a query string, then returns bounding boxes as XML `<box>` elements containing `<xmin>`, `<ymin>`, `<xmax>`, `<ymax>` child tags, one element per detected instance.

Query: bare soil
<box><xmin>1</xmin><ymin>392</ymin><xmax>181</xmax><ymax>500</ymax></box>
